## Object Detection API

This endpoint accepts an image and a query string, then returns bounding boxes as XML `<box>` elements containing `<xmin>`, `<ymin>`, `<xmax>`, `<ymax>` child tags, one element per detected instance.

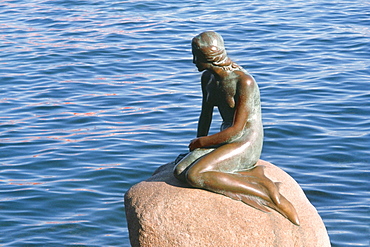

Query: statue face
<box><xmin>192</xmin><ymin>47</ymin><xmax>208</xmax><ymax>72</ymax></box>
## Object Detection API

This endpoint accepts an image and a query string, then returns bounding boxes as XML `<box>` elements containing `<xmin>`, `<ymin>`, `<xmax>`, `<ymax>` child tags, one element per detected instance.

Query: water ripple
<box><xmin>1</xmin><ymin>0</ymin><xmax>369</xmax><ymax>246</ymax></box>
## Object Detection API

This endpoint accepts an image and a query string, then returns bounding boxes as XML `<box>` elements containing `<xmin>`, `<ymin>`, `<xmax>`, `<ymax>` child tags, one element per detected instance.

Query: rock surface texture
<box><xmin>124</xmin><ymin>159</ymin><xmax>331</xmax><ymax>247</ymax></box>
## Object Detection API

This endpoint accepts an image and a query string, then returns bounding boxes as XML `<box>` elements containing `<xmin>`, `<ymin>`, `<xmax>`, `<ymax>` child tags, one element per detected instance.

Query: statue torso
<box><xmin>203</xmin><ymin>69</ymin><xmax>263</xmax><ymax>143</ymax></box>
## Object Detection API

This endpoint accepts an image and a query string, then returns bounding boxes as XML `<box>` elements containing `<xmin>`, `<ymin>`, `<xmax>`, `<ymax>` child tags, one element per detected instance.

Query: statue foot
<box><xmin>233</xmin><ymin>166</ymin><xmax>300</xmax><ymax>225</ymax></box>
<box><xmin>224</xmin><ymin>190</ymin><xmax>299</xmax><ymax>225</ymax></box>
<box><xmin>237</xmin><ymin>166</ymin><xmax>281</xmax><ymax>205</ymax></box>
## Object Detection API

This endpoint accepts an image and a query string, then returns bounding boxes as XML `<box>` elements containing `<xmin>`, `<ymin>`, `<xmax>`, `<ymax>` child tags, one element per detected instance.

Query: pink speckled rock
<box><xmin>124</xmin><ymin>160</ymin><xmax>330</xmax><ymax>247</ymax></box>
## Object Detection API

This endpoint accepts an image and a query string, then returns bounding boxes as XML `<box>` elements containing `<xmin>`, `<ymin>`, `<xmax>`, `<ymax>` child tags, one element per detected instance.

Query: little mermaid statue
<box><xmin>173</xmin><ymin>31</ymin><xmax>300</xmax><ymax>225</ymax></box>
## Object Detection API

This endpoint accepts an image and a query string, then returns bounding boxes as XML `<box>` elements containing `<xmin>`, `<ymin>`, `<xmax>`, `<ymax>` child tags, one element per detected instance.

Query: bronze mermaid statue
<box><xmin>173</xmin><ymin>31</ymin><xmax>300</xmax><ymax>225</ymax></box>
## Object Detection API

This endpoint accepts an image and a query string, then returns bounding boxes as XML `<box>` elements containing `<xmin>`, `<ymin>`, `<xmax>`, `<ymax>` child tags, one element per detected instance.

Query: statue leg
<box><xmin>187</xmin><ymin>166</ymin><xmax>272</xmax><ymax>202</ymax></box>
<box><xmin>173</xmin><ymin>148</ymin><xmax>214</xmax><ymax>182</ymax></box>
<box><xmin>185</xmin><ymin>142</ymin><xmax>272</xmax><ymax>201</ymax></box>
<box><xmin>185</xmin><ymin>143</ymin><xmax>300</xmax><ymax>225</ymax></box>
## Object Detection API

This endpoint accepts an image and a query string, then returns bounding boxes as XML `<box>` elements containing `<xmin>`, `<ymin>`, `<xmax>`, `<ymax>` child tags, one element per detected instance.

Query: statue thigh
<box><xmin>173</xmin><ymin>148</ymin><xmax>215</xmax><ymax>181</ymax></box>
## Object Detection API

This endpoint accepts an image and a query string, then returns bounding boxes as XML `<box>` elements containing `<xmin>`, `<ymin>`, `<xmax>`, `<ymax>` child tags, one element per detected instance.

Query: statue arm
<box><xmin>197</xmin><ymin>72</ymin><xmax>213</xmax><ymax>137</ymax></box>
<box><xmin>197</xmin><ymin>104</ymin><xmax>213</xmax><ymax>137</ymax></box>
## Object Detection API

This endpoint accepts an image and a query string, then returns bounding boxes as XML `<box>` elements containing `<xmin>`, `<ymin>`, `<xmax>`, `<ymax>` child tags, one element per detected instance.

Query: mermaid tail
<box><xmin>223</xmin><ymin>191</ymin><xmax>271</xmax><ymax>213</ymax></box>
<box><xmin>222</xmin><ymin>165</ymin><xmax>300</xmax><ymax>226</ymax></box>
<box><xmin>238</xmin><ymin>165</ymin><xmax>281</xmax><ymax>205</ymax></box>
<box><xmin>264</xmin><ymin>194</ymin><xmax>300</xmax><ymax>226</ymax></box>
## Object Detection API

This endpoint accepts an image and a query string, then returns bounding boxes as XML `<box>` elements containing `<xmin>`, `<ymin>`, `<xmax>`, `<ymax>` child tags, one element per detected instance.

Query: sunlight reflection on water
<box><xmin>0</xmin><ymin>0</ymin><xmax>369</xmax><ymax>246</ymax></box>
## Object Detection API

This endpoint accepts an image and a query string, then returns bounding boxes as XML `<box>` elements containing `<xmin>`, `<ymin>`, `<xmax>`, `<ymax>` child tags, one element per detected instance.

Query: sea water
<box><xmin>0</xmin><ymin>0</ymin><xmax>369</xmax><ymax>246</ymax></box>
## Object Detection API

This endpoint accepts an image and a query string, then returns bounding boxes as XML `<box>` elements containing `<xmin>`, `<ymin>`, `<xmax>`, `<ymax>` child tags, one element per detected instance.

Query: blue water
<box><xmin>0</xmin><ymin>0</ymin><xmax>369</xmax><ymax>246</ymax></box>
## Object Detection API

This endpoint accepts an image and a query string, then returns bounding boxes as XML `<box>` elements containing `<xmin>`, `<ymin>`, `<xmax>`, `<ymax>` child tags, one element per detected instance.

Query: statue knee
<box><xmin>173</xmin><ymin>165</ymin><xmax>180</xmax><ymax>177</ymax></box>
<box><xmin>173</xmin><ymin>164</ymin><xmax>190</xmax><ymax>183</ymax></box>
<box><xmin>186</xmin><ymin>167</ymin><xmax>204</xmax><ymax>188</ymax></box>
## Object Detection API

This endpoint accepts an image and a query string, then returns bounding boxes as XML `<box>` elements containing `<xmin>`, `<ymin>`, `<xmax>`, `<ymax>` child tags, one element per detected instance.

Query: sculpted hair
<box><xmin>192</xmin><ymin>31</ymin><xmax>242</xmax><ymax>71</ymax></box>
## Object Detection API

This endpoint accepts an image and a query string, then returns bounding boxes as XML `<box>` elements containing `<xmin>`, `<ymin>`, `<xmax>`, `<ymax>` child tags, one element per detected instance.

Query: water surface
<box><xmin>0</xmin><ymin>0</ymin><xmax>369</xmax><ymax>246</ymax></box>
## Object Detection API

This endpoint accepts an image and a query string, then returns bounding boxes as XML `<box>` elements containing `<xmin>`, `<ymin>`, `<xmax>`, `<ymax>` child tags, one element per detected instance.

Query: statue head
<box><xmin>192</xmin><ymin>31</ymin><xmax>232</xmax><ymax>67</ymax></box>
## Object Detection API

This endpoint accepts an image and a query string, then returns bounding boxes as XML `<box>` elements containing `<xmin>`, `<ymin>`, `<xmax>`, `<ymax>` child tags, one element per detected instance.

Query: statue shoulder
<box><xmin>236</xmin><ymin>70</ymin><xmax>257</xmax><ymax>90</ymax></box>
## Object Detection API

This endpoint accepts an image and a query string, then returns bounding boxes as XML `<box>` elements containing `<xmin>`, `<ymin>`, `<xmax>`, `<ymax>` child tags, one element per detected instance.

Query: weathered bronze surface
<box><xmin>173</xmin><ymin>31</ymin><xmax>299</xmax><ymax>225</ymax></box>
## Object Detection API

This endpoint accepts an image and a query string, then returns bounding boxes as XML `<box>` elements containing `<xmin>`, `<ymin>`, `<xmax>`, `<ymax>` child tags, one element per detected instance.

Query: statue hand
<box><xmin>189</xmin><ymin>138</ymin><xmax>202</xmax><ymax>151</ymax></box>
